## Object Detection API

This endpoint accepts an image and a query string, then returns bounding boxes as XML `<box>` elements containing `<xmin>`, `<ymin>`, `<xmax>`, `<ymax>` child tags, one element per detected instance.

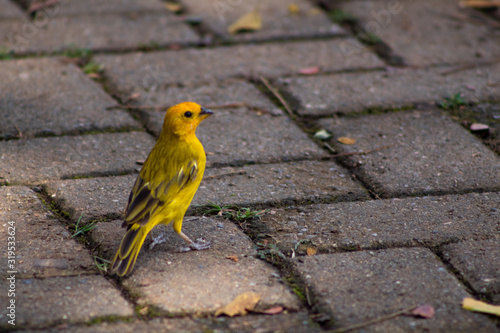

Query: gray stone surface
<box><xmin>442</xmin><ymin>238</ymin><xmax>500</xmax><ymax>303</ymax></box>
<box><xmin>0</xmin><ymin>0</ymin><xmax>25</xmax><ymax>18</ymax></box>
<box><xmin>0</xmin><ymin>132</ymin><xmax>154</xmax><ymax>185</ymax></box>
<box><xmin>45</xmin><ymin>175</ymin><xmax>136</xmax><ymax>222</ymax></box>
<box><xmin>125</xmin><ymin>80</ymin><xmax>282</xmax><ymax>113</ymax></box>
<box><xmin>294</xmin><ymin>248</ymin><xmax>498</xmax><ymax>332</ymax></box>
<box><xmin>0</xmin><ymin>57</ymin><xmax>139</xmax><ymax>139</ymax></box>
<box><xmin>1</xmin><ymin>12</ymin><xmax>199</xmax><ymax>54</ymax></box>
<box><xmin>0</xmin><ymin>275</ymin><xmax>134</xmax><ymax>328</ymax></box>
<box><xmin>340</xmin><ymin>0</ymin><xmax>500</xmax><ymax>66</ymax></box>
<box><xmin>0</xmin><ymin>186</ymin><xmax>95</xmax><ymax>278</ymax></box>
<box><xmin>195</xmin><ymin>161</ymin><xmax>368</xmax><ymax>207</ymax></box>
<box><xmin>93</xmin><ymin>218</ymin><xmax>301</xmax><ymax>314</ymax></box>
<box><xmin>96</xmin><ymin>39</ymin><xmax>384</xmax><ymax>89</ymax></box>
<box><xmin>111</xmin><ymin>80</ymin><xmax>326</xmax><ymax>165</ymax></box>
<box><xmin>53</xmin><ymin>0</ymin><xmax>166</xmax><ymax>15</ymax></box>
<box><xmin>29</xmin><ymin>313</ymin><xmax>319</xmax><ymax>333</ymax></box>
<box><xmin>261</xmin><ymin>192</ymin><xmax>500</xmax><ymax>253</ymax></box>
<box><xmin>44</xmin><ymin>161</ymin><xmax>367</xmax><ymax>222</ymax></box>
<box><xmin>319</xmin><ymin>110</ymin><xmax>500</xmax><ymax>197</ymax></box>
<box><xmin>181</xmin><ymin>0</ymin><xmax>344</xmax><ymax>42</ymax></box>
<box><xmin>280</xmin><ymin>64</ymin><xmax>500</xmax><ymax>116</ymax></box>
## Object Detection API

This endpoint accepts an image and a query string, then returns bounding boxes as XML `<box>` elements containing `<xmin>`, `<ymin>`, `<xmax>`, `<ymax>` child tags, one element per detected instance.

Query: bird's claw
<box><xmin>178</xmin><ymin>238</ymin><xmax>211</xmax><ymax>252</ymax></box>
<box><xmin>149</xmin><ymin>233</ymin><xmax>167</xmax><ymax>250</ymax></box>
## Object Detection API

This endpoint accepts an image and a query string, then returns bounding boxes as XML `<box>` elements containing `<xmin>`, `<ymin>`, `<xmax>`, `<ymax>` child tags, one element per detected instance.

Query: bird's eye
<box><xmin>184</xmin><ymin>111</ymin><xmax>192</xmax><ymax>118</ymax></box>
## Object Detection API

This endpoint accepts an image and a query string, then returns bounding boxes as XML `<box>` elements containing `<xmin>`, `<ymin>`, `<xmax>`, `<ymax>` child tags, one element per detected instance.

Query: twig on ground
<box><xmin>326</xmin><ymin>306</ymin><xmax>417</xmax><ymax>333</ymax></box>
<box><xmin>459</xmin><ymin>0</ymin><xmax>500</xmax><ymax>8</ymax></box>
<box><xmin>259</xmin><ymin>76</ymin><xmax>293</xmax><ymax>117</ymax></box>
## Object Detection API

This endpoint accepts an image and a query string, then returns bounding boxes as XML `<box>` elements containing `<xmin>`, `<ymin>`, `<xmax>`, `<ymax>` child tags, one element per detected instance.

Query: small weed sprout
<box><xmin>72</xmin><ymin>213</ymin><xmax>96</xmax><ymax>237</ymax></box>
<box><xmin>438</xmin><ymin>92</ymin><xmax>466</xmax><ymax>110</ymax></box>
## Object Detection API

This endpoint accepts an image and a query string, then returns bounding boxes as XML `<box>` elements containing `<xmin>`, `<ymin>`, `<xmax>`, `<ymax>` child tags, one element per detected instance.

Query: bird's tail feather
<box><xmin>111</xmin><ymin>225</ymin><xmax>148</xmax><ymax>276</ymax></box>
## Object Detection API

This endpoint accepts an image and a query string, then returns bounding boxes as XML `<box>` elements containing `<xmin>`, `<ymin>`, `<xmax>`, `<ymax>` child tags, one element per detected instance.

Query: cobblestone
<box><xmin>181</xmin><ymin>0</ymin><xmax>344</xmax><ymax>42</ymax></box>
<box><xmin>260</xmin><ymin>192</ymin><xmax>500</xmax><ymax>253</ymax></box>
<box><xmin>0</xmin><ymin>186</ymin><xmax>94</xmax><ymax>278</ymax></box>
<box><xmin>0</xmin><ymin>57</ymin><xmax>138</xmax><ymax>139</ymax></box>
<box><xmin>442</xmin><ymin>238</ymin><xmax>500</xmax><ymax>303</ymax></box>
<box><xmin>0</xmin><ymin>275</ymin><xmax>133</xmax><ymax>329</ymax></box>
<box><xmin>280</xmin><ymin>64</ymin><xmax>500</xmax><ymax>116</ymax></box>
<box><xmin>294</xmin><ymin>248</ymin><xmax>498</xmax><ymax>332</ymax></box>
<box><xmin>319</xmin><ymin>110</ymin><xmax>500</xmax><ymax>197</ymax></box>
<box><xmin>339</xmin><ymin>0</ymin><xmax>500</xmax><ymax>66</ymax></box>
<box><xmin>0</xmin><ymin>132</ymin><xmax>154</xmax><ymax>184</ymax></box>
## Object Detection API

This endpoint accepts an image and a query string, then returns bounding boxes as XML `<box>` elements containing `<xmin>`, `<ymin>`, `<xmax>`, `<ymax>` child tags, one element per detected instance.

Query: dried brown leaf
<box><xmin>463</xmin><ymin>297</ymin><xmax>500</xmax><ymax>316</ymax></box>
<box><xmin>299</xmin><ymin>66</ymin><xmax>320</xmax><ymax>75</ymax></box>
<box><xmin>411</xmin><ymin>304</ymin><xmax>435</xmax><ymax>318</ymax></box>
<box><xmin>306</xmin><ymin>247</ymin><xmax>317</xmax><ymax>256</ymax></box>
<box><xmin>228</xmin><ymin>9</ymin><xmax>262</xmax><ymax>34</ymax></box>
<box><xmin>215</xmin><ymin>292</ymin><xmax>261</xmax><ymax>317</ymax></box>
<box><xmin>338</xmin><ymin>137</ymin><xmax>357</xmax><ymax>145</ymax></box>
<box><xmin>288</xmin><ymin>4</ymin><xmax>300</xmax><ymax>14</ymax></box>
<box><xmin>164</xmin><ymin>2</ymin><xmax>182</xmax><ymax>12</ymax></box>
<box><xmin>261</xmin><ymin>306</ymin><xmax>284</xmax><ymax>315</ymax></box>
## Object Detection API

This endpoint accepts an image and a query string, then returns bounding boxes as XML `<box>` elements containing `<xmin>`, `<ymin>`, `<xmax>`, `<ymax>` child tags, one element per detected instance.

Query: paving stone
<box><xmin>279</xmin><ymin>63</ymin><xmax>500</xmax><ymax>116</ymax></box>
<box><xmin>0</xmin><ymin>275</ymin><xmax>134</xmax><ymax>328</ymax></box>
<box><xmin>0</xmin><ymin>131</ymin><xmax>154</xmax><ymax>185</ymax></box>
<box><xmin>442</xmin><ymin>238</ymin><xmax>500</xmax><ymax>303</ymax></box>
<box><xmin>260</xmin><ymin>192</ymin><xmax>500</xmax><ymax>254</ymax></box>
<box><xmin>339</xmin><ymin>0</ymin><xmax>500</xmax><ymax>66</ymax></box>
<box><xmin>44</xmin><ymin>161</ymin><xmax>367</xmax><ymax>223</ymax></box>
<box><xmin>29</xmin><ymin>313</ymin><xmax>319</xmax><ymax>333</ymax></box>
<box><xmin>124</xmin><ymin>80</ymin><xmax>281</xmax><ymax>117</ymax></box>
<box><xmin>45</xmin><ymin>175</ymin><xmax>136</xmax><ymax>223</ymax></box>
<box><xmin>1</xmin><ymin>12</ymin><xmax>199</xmax><ymax>54</ymax></box>
<box><xmin>0</xmin><ymin>57</ymin><xmax>139</xmax><ymax>139</ymax></box>
<box><xmin>93</xmin><ymin>218</ymin><xmax>301</xmax><ymax>314</ymax></box>
<box><xmin>52</xmin><ymin>0</ymin><xmax>165</xmax><ymax>16</ymax></box>
<box><xmin>0</xmin><ymin>0</ymin><xmax>25</xmax><ymax>18</ymax></box>
<box><xmin>294</xmin><ymin>248</ymin><xmax>498</xmax><ymax>332</ymax></box>
<box><xmin>96</xmin><ymin>39</ymin><xmax>384</xmax><ymax>89</ymax></box>
<box><xmin>0</xmin><ymin>186</ymin><xmax>95</xmax><ymax>278</ymax></box>
<box><xmin>181</xmin><ymin>0</ymin><xmax>344</xmax><ymax>42</ymax></box>
<box><xmin>318</xmin><ymin>110</ymin><xmax>500</xmax><ymax>197</ymax></box>
<box><xmin>195</xmin><ymin>162</ymin><xmax>368</xmax><ymax>207</ymax></box>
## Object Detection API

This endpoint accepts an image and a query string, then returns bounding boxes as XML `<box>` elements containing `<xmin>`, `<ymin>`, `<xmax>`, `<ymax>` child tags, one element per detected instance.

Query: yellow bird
<box><xmin>110</xmin><ymin>102</ymin><xmax>213</xmax><ymax>276</ymax></box>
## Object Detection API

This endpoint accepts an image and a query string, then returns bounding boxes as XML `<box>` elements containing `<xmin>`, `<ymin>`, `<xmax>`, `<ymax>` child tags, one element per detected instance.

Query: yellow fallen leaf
<box><xmin>306</xmin><ymin>247</ymin><xmax>317</xmax><ymax>256</ymax></box>
<box><xmin>309</xmin><ymin>8</ymin><xmax>322</xmax><ymax>15</ymax></box>
<box><xmin>164</xmin><ymin>2</ymin><xmax>182</xmax><ymax>13</ymax></box>
<box><xmin>338</xmin><ymin>137</ymin><xmax>356</xmax><ymax>145</ymax></box>
<box><xmin>215</xmin><ymin>292</ymin><xmax>261</xmax><ymax>317</ymax></box>
<box><xmin>226</xmin><ymin>255</ymin><xmax>239</xmax><ymax>262</ymax></box>
<box><xmin>463</xmin><ymin>297</ymin><xmax>500</xmax><ymax>316</ymax></box>
<box><xmin>288</xmin><ymin>4</ymin><xmax>300</xmax><ymax>15</ymax></box>
<box><xmin>228</xmin><ymin>9</ymin><xmax>262</xmax><ymax>34</ymax></box>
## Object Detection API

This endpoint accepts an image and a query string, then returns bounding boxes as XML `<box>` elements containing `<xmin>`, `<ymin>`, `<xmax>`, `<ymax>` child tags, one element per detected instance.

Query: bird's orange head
<box><xmin>162</xmin><ymin>102</ymin><xmax>213</xmax><ymax>138</ymax></box>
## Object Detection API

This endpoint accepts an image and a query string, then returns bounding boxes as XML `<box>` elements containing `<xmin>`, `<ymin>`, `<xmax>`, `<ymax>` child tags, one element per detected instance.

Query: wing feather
<box><xmin>122</xmin><ymin>159</ymin><xmax>199</xmax><ymax>229</ymax></box>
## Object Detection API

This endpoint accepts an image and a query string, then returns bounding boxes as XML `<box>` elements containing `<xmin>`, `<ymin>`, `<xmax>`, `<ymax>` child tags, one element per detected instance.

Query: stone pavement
<box><xmin>0</xmin><ymin>0</ymin><xmax>499</xmax><ymax>332</ymax></box>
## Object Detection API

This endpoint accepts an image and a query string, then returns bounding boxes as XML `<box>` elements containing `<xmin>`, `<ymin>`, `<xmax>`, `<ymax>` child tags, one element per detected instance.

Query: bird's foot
<box><xmin>149</xmin><ymin>233</ymin><xmax>167</xmax><ymax>250</ymax></box>
<box><xmin>178</xmin><ymin>238</ymin><xmax>211</xmax><ymax>252</ymax></box>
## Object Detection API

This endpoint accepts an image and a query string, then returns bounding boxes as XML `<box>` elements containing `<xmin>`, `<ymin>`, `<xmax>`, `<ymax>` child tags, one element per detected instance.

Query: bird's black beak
<box><xmin>200</xmin><ymin>107</ymin><xmax>213</xmax><ymax>116</ymax></box>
